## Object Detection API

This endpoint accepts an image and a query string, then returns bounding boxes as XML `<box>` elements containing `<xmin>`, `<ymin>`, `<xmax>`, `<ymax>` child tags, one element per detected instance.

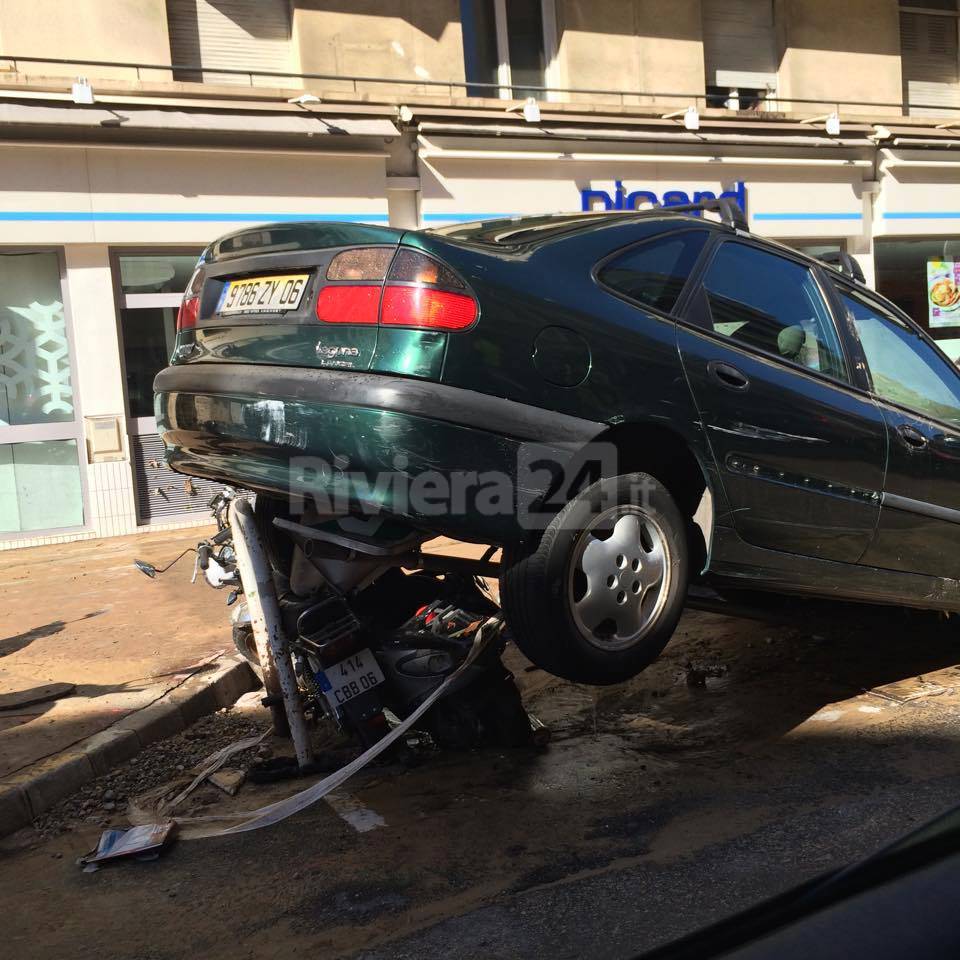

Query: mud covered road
<box><xmin>5</xmin><ymin>601</ymin><xmax>960</xmax><ymax>959</ymax></box>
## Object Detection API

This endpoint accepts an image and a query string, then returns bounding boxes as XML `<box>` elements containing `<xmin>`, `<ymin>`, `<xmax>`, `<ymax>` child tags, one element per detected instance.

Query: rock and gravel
<box><xmin>34</xmin><ymin>708</ymin><xmax>272</xmax><ymax>838</ymax></box>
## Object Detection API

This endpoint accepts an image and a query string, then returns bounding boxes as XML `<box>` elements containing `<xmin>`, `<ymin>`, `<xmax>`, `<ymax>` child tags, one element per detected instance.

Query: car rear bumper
<box><xmin>154</xmin><ymin>363</ymin><xmax>604</xmax><ymax>542</ymax></box>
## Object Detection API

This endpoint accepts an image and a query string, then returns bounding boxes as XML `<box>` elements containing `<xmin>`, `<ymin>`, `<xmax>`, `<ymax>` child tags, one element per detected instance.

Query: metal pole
<box><xmin>229</xmin><ymin>498</ymin><xmax>314</xmax><ymax>769</ymax></box>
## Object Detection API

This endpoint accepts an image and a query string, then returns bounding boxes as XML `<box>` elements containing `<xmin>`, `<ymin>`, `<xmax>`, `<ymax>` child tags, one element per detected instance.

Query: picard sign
<box><xmin>581</xmin><ymin>180</ymin><xmax>747</xmax><ymax>214</ymax></box>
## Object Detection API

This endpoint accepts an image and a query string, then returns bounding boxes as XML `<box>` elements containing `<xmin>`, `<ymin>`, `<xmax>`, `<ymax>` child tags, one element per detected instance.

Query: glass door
<box><xmin>0</xmin><ymin>249</ymin><xmax>86</xmax><ymax>537</ymax></box>
<box><xmin>115</xmin><ymin>251</ymin><xmax>200</xmax><ymax>435</ymax></box>
<box><xmin>114</xmin><ymin>249</ymin><xmax>220</xmax><ymax>523</ymax></box>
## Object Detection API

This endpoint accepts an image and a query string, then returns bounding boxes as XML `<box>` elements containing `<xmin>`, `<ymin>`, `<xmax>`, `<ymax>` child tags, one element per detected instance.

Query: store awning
<box><xmin>0</xmin><ymin>102</ymin><xmax>399</xmax><ymax>137</ymax></box>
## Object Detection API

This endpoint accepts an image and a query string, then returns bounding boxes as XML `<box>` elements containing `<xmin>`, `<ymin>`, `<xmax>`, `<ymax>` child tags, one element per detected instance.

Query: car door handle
<box><xmin>897</xmin><ymin>424</ymin><xmax>928</xmax><ymax>450</ymax></box>
<box><xmin>707</xmin><ymin>360</ymin><xmax>750</xmax><ymax>392</ymax></box>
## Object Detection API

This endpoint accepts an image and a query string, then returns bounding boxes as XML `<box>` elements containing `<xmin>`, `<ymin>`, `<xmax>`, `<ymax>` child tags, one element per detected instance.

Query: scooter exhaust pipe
<box><xmin>229</xmin><ymin>498</ymin><xmax>314</xmax><ymax>770</ymax></box>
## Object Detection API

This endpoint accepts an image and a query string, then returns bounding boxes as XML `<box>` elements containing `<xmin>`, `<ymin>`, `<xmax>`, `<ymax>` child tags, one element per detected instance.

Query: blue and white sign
<box><xmin>581</xmin><ymin>180</ymin><xmax>747</xmax><ymax>214</ymax></box>
<box><xmin>420</xmin><ymin>156</ymin><xmax>864</xmax><ymax>238</ymax></box>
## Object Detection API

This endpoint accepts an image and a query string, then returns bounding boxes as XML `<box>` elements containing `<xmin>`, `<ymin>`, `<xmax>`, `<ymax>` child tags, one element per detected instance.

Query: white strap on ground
<box><xmin>164</xmin><ymin>728</ymin><xmax>272</xmax><ymax>811</ymax></box>
<box><xmin>165</xmin><ymin>617</ymin><xmax>500</xmax><ymax>840</ymax></box>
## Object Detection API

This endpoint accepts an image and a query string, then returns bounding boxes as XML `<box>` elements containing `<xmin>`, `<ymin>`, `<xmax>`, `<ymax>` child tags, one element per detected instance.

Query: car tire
<box><xmin>500</xmin><ymin>472</ymin><xmax>689</xmax><ymax>685</ymax></box>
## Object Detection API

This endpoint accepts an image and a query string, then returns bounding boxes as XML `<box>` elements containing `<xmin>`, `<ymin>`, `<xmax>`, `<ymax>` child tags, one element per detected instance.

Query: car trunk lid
<box><xmin>178</xmin><ymin>223</ymin><xmax>404</xmax><ymax>373</ymax></box>
<box><xmin>173</xmin><ymin>223</ymin><xmax>476</xmax><ymax>382</ymax></box>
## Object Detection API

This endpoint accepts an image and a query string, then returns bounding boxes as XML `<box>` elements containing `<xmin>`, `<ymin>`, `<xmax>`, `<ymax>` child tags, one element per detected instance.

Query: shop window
<box><xmin>839</xmin><ymin>288</ymin><xmax>960</xmax><ymax>425</ymax></box>
<box><xmin>598</xmin><ymin>231</ymin><xmax>709</xmax><ymax>315</ymax></box>
<box><xmin>900</xmin><ymin>0</ymin><xmax>960</xmax><ymax>115</ymax></box>
<box><xmin>699</xmin><ymin>242</ymin><xmax>848</xmax><ymax>382</ymax></box>
<box><xmin>876</xmin><ymin>237</ymin><xmax>960</xmax><ymax>363</ymax></box>
<box><xmin>0</xmin><ymin>252</ymin><xmax>74</xmax><ymax>428</ymax></box>
<box><xmin>0</xmin><ymin>440</ymin><xmax>84</xmax><ymax>533</ymax></box>
<box><xmin>0</xmin><ymin>251</ymin><xmax>85</xmax><ymax>536</ymax></box>
<box><xmin>702</xmin><ymin>0</ymin><xmax>777</xmax><ymax>111</ymax></box>
<box><xmin>167</xmin><ymin>0</ymin><xmax>295</xmax><ymax>85</ymax></box>
<box><xmin>462</xmin><ymin>0</ymin><xmax>559</xmax><ymax>100</ymax></box>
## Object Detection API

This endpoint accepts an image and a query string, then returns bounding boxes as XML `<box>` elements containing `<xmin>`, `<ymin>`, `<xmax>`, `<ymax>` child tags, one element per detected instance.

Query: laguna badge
<box><xmin>316</xmin><ymin>341</ymin><xmax>361</xmax><ymax>360</ymax></box>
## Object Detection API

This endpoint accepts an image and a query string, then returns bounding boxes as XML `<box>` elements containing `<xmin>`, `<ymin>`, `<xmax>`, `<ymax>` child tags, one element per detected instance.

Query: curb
<box><xmin>0</xmin><ymin>655</ymin><xmax>260</xmax><ymax>838</ymax></box>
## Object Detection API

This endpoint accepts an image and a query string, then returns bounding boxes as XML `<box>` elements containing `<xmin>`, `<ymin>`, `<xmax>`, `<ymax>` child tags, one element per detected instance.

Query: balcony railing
<box><xmin>0</xmin><ymin>53</ymin><xmax>950</xmax><ymax>119</ymax></box>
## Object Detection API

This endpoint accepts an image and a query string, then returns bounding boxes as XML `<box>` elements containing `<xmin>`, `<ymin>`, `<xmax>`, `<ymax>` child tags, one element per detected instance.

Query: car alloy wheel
<box><xmin>567</xmin><ymin>505</ymin><xmax>672</xmax><ymax>652</ymax></box>
<box><xmin>499</xmin><ymin>471</ymin><xmax>689</xmax><ymax>685</ymax></box>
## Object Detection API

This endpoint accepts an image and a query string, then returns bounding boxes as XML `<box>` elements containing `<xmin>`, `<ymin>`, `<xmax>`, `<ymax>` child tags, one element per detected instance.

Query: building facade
<box><xmin>3</xmin><ymin>0</ymin><xmax>960</xmax><ymax>547</ymax></box>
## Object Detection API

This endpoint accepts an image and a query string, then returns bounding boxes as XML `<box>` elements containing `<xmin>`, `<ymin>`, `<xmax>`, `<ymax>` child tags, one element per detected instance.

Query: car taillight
<box><xmin>176</xmin><ymin>267</ymin><xmax>203</xmax><ymax>332</ymax></box>
<box><xmin>317</xmin><ymin>247</ymin><xmax>477</xmax><ymax>331</ymax></box>
<box><xmin>316</xmin><ymin>285</ymin><xmax>379</xmax><ymax>324</ymax></box>
<box><xmin>326</xmin><ymin>248</ymin><xmax>394</xmax><ymax>281</ymax></box>
<box><xmin>380</xmin><ymin>287</ymin><xmax>477</xmax><ymax>330</ymax></box>
<box><xmin>176</xmin><ymin>295</ymin><xmax>200</xmax><ymax>332</ymax></box>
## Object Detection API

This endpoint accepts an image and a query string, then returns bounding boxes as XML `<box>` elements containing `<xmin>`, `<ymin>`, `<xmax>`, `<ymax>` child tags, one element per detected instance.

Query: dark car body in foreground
<box><xmin>638</xmin><ymin>801</ymin><xmax>960</xmax><ymax>960</ymax></box>
<box><xmin>156</xmin><ymin>205</ymin><xmax>960</xmax><ymax>683</ymax></box>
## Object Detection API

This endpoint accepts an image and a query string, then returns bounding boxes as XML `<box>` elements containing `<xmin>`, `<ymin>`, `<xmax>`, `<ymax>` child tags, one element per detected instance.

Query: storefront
<box><xmin>416</xmin><ymin>135</ymin><xmax>871</xmax><ymax>274</ymax></box>
<box><xmin>875</xmin><ymin>148</ymin><xmax>960</xmax><ymax>363</ymax></box>
<box><xmin>0</xmin><ymin>142</ymin><xmax>391</xmax><ymax>548</ymax></box>
<box><xmin>4</xmin><ymin>123</ymin><xmax>960</xmax><ymax>549</ymax></box>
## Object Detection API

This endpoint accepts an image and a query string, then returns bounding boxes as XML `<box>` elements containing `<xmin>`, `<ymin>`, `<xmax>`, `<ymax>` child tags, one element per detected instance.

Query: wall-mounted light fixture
<box><xmin>661</xmin><ymin>106</ymin><xmax>701</xmax><ymax>132</ymax></box>
<box><xmin>71</xmin><ymin>77</ymin><xmax>95</xmax><ymax>105</ymax></box>
<box><xmin>522</xmin><ymin>98</ymin><xmax>542</xmax><ymax>123</ymax></box>
<box><xmin>506</xmin><ymin>97</ymin><xmax>541</xmax><ymax>123</ymax></box>
<box><xmin>801</xmin><ymin>112</ymin><xmax>842</xmax><ymax>137</ymax></box>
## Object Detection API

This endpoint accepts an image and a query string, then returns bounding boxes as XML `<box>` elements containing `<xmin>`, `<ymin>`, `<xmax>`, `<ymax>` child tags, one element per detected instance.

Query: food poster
<box><xmin>928</xmin><ymin>259</ymin><xmax>960</xmax><ymax>327</ymax></box>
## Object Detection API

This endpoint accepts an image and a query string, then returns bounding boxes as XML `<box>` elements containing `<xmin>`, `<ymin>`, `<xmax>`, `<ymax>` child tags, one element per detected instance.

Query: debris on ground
<box><xmin>866</xmin><ymin>678</ymin><xmax>950</xmax><ymax>704</ymax></box>
<box><xmin>34</xmin><ymin>709</ymin><xmax>271</xmax><ymax>839</ymax></box>
<box><xmin>138</xmin><ymin>728</ymin><xmax>273</xmax><ymax>819</ymax></box>
<box><xmin>528</xmin><ymin>714</ymin><xmax>551</xmax><ymax>747</ymax></box>
<box><xmin>683</xmin><ymin>660</ymin><xmax>728</xmax><ymax>688</ymax></box>
<box><xmin>209</xmin><ymin>768</ymin><xmax>246</xmax><ymax>796</ymax></box>
<box><xmin>79</xmin><ymin>822</ymin><xmax>177</xmax><ymax>872</ymax></box>
<box><xmin>126</xmin><ymin>618</ymin><xmax>508</xmax><ymax>842</ymax></box>
<box><xmin>8</xmin><ymin>601</ymin><xmax>960</xmax><ymax>959</ymax></box>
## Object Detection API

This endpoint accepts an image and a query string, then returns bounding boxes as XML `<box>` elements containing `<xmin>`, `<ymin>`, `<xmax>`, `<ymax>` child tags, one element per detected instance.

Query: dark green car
<box><xmin>156</xmin><ymin>204</ymin><xmax>960</xmax><ymax>684</ymax></box>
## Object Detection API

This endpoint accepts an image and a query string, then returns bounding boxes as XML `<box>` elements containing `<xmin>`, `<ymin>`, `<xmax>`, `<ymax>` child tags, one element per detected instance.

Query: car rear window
<box><xmin>598</xmin><ymin>230</ymin><xmax>709</xmax><ymax>314</ymax></box>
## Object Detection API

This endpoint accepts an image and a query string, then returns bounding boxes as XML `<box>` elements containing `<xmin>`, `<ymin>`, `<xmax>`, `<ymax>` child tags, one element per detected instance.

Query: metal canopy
<box><xmin>0</xmin><ymin>101</ymin><xmax>399</xmax><ymax>137</ymax></box>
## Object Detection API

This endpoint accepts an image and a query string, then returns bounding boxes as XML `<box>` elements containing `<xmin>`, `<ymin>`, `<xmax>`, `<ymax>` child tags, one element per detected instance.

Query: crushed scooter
<box><xmin>135</xmin><ymin>488</ymin><xmax>544</xmax><ymax>780</ymax></box>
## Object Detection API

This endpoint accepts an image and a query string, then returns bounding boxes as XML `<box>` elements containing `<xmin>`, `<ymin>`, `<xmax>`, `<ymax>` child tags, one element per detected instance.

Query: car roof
<box><xmin>425</xmin><ymin>210</ymin><xmax>722</xmax><ymax>249</ymax></box>
<box><xmin>426</xmin><ymin>208</ymin><xmax>908</xmax><ymax>317</ymax></box>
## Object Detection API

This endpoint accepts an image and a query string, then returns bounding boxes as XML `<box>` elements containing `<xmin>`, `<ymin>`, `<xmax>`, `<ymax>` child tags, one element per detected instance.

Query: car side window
<box><xmin>838</xmin><ymin>288</ymin><xmax>960</xmax><ymax>427</ymax></box>
<box><xmin>598</xmin><ymin>229</ymin><xmax>709</xmax><ymax>315</ymax></box>
<box><xmin>699</xmin><ymin>242</ymin><xmax>849</xmax><ymax>382</ymax></box>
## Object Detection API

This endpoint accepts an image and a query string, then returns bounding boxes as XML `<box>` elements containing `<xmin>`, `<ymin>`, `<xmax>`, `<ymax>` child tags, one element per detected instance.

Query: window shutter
<box><xmin>900</xmin><ymin>11</ymin><xmax>960</xmax><ymax>114</ymax></box>
<box><xmin>702</xmin><ymin>0</ymin><xmax>777</xmax><ymax>91</ymax></box>
<box><xmin>132</xmin><ymin>433</ymin><xmax>222</xmax><ymax>524</ymax></box>
<box><xmin>167</xmin><ymin>0</ymin><xmax>295</xmax><ymax>85</ymax></box>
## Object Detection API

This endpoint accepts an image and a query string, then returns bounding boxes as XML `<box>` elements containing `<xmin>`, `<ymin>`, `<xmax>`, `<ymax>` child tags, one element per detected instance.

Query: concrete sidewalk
<box><xmin>0</xmin><ymin>527</ymin><xmax>258</xmax><ymax>834</ymax></box>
